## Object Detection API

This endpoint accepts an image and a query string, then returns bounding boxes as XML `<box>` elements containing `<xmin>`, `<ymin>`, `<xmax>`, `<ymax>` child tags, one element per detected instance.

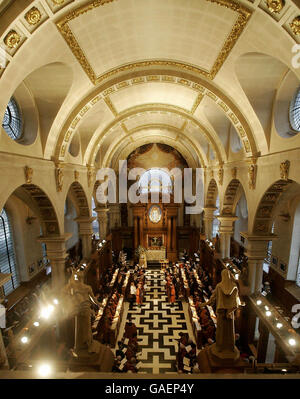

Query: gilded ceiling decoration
<box><xmin>56</xmin><ymin>0</ymin><xmax>252</xmax><ymax>84</ymax></box>
<box><xmin>55</xmin><ymin>74</ymin><xmax>255</xmax><ymax>163</ymax></box>
<box><xmin>4</xmin><ymin>30</ymin><xmax>20</xmax><ymax>48</ymax></box>
<box><xmin>290</xmin><ymin>16</ymin><xmax>300</xmax><ymax>35</ymax></box>
<box><xmin>265</xmin><ymin>0</ymin><xmax>285</xmax><ymax>13</ymax></box>
<box><xmin>127</xmin><ymin>143</ymin><xmax>188</xmax><ymax>170</ymax></box>
<box><xmin>24</xmin><ymin>7</ymin><xmax>41</xmax><ymax>25</ymax></box>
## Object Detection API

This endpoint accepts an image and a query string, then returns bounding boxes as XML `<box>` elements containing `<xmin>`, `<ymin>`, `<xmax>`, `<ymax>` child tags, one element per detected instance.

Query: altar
<box><xmin>146</xmin><ymin>247</ymin><xmax>166</xmax><ymax>261</ymax></box>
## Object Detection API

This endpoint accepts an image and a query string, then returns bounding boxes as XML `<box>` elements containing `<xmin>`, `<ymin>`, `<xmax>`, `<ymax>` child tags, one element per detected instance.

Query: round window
<box><xmin>289</xmin><ymin>88</ymin><xmax>300</xmax><ymax>133</ymax></box>
<box><xmin>2</xmin><ymin>97</ymin><xmax>23</xmax><ymax>140</ymax></box>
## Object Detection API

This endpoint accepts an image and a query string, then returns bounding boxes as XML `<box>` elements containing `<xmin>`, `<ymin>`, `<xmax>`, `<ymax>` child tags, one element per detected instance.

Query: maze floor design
<box><xmin>117</xmin><ymin>269</ymin><xmax>195</xmax><ymax>374</ymax></box>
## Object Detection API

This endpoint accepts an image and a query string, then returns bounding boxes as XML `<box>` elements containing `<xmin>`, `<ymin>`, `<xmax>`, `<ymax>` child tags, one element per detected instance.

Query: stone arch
<box><xmin>205</xmin><ymin>179</ymin><xmax>219</xmax><ymax>207</ymax></box>
<box><xmin>9</xmin><ymin>184</ymin><xmax>61</xmax><ymax>237</ymax></box>
<box><xmin>252</xmin><ymin>179</ymin><xmax>298</xmax><ymax>234</ymax></box>
<box><xmin>64</xmin><ymin>181</ymin><xmax>91</xmax><ymax>218</ymax></box>
<box><xmin>221</xmin><ymin>179</ymin><xmax>247</xmax><ymax>216</ymax></box>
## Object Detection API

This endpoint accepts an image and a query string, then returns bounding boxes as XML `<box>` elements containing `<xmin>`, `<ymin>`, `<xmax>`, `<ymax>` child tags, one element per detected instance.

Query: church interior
<box><xmin>0</xmin><ymin>0</ymin><xmax>300</xmax><ymax>379</ymax></box>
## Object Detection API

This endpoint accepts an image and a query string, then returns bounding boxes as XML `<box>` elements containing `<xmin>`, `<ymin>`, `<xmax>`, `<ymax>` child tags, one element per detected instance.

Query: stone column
<box><xmin>134</xmin><ymin>216</ymin><xmax>139</xmax><ymax>249</ymax></box>
<box><xmin>240</xmin><ymin>233</ymin><xmax>277</xmax><ymax>294</ymax></box>
<box><xmin>109</xmin><ymin>204</ymin><xmax>121</xmax><ymax>230</ymax></box>
<box><xmin>167</xmin><ymin>217</ymin><xmax>172</xmax><ymax>250</ymax></box>
<box><xmin>75</xmin><ymin>217</ymin><xmax>96</xmax><ymax>259</ymax></box>
<box><xmin>139</xmin><ymin>216</ymin><xmax>144</xmax><ymax>247</ymax></box>
<box><xmin>217</xmin><ymin>216</ymin><xmax>238</xmax><ymax>259</ymax></box>
<box><xmin>38</xmin><ymin>234</ymin><xmax>72</xmax><ymax>290</ymax></box>
<box><xmin>203</xmin><ymin>207</ymin><xmax>217</xmax><ymax>241</ymax></box>
<box><xmin>94</xmin><ymin>206</ymin><xmax>109</xmax><ymax>240</ymax></box>
<box><xmin>172</xmin><ymin>216</ymin><xmax>177</xmax><ymax>251</ymax></box>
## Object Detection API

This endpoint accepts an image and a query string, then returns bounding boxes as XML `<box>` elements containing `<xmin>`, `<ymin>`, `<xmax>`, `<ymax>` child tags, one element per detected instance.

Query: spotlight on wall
<box><xmin>33</xmin><ymin>322</ymin><xmax>40</xmax><ymax>327</ymax></box>
<box><xmin>266</xmin><ymin>311</ymin><xmax>272</xmax><ymax>317</ymax></box>
<box><xmin>288</xmin><ymin>338</ymin><xmax>296</xmax><ymax>346</ymax></box>
<box><xmin>276</xmin><ymin>322</ymin><xmax>283</xmax><ymax>329</ymax></box>
<box><xmin>37</xmin><ymin>363</ymin><xmax>52</xmax><ymax>378</ymax></box>
<box><xmin>40</xmin><ymin>304</ymin><xmax>54</xmax><ymax>319</ymax></box>
<box><xmin>21</xmin><ymin>336</ymin><xmax>29</xmax><ymax>344</ymax></box>
<box><xmin>256</xmin><ymin>300</ymin><xmax>262</xmax><ymax>305</ymax></box>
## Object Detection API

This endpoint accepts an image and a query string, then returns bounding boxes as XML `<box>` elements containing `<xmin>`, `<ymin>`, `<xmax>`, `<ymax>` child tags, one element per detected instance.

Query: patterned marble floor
<box><xmin>116</xmin><ymin>269</ymin><xmax>195</xmax><ymax>374</ymax></box>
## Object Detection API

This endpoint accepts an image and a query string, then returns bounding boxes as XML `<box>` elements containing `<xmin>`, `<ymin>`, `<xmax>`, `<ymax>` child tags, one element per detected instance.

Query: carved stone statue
<box><xmin>231</xmin><ymin>167</ymin><xmax>237</xmax><ymax>180</ymax></box>
<box><xmin>24</xmin><ymin>166</ymin><xmax>33</xmax><ymax>184</ymax></box>
<box><xmin>63</xmin><ymin>271</ymin><xmax>101</xmax><ymax>358</ymax></box>
<box><xmin>55</xmin><ymin>163</ymin><xmax>63</xmax><ymax>192</ymax></box>
<box><xmin>280</xmin><ymin>160</ymin><xmax>290</xmax><ymax>181</ymax></box>
<box><xmin>248</xmin><ymin>164</ymin><xmax>256</xmax><ymax>190</ymax></box>
<box><xmin>217</xmin><ymin>168</ymin><xmax>223</xmax><ymax>186</ymax></box>
<box><xmin>202</xmin><ymin>269</ymin><xmax>243</xmax><ymax>362</ymax></box>
<box><xmin>87</xmin><ymin>166</ymin><xmax>94</xmax><ymax>187</ymax></box>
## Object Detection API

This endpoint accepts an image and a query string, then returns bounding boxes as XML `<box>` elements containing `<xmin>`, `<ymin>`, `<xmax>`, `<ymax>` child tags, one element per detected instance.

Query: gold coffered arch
<box><xmin>109</xmin><ymin>135</ymin><xmax>199</xmax><ymax>171</ymax></box>
<box><xmin>86</xmin><ymin>104</ymin><xmax>224</xmax><ymax>166</ymax></box>
<box><xmin>101</xmin><ymin>124</ymin><xmax>205</xmax><ymax>170</ymax></box>
<box><xmin>52</xmin><ymin>70</ymin><xmax>259</xmax><ymax>164</ymax></box>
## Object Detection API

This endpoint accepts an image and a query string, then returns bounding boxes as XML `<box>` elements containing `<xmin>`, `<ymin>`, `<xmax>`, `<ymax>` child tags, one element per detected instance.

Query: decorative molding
<box><xmin>218</xmin><ymin>167</ymin><xmax>224</xmax><ymax>185</ymax></box>
<box><xmin>52</xmin><ymin>0</ymin><xmax>65</xmax><ymax>4</ymax></box>
<box><xmin>231</xmin><ymin>166</ymin><xmax>237</xmax><ymax>179</ymax></box>
<box><xmin>56</xmin><ymin>0</ymin><xmax>252</xmax><ymax>84</ymax></box>
<box><xmin>56</xmin><ymin>73</ymin><xmax>256</xmax><ymax>161</ymax></box>
<box><xmin>190</xmin><ymin>93</ymin><xmax>204</xmax><ymax>114</ymax></box>
<box><xmin>4</xmin><ymin>30</ymin><xmax>20</xmax><ymax>48</ymax></box>
<box><xmin>104</xmin><ymin>96</ymin><xmax>118</xmax><ymax>116</ymax></box>
<box><xmin>25</xmin><ymin>7</ymin><xmax>41</xmax><ymax>25</ymax></box>
<box><xmin>290</xmin><ymin>16</ymin><xmax>300</xmax><ymax>36</ymax></box>
<box><xmin>280</xmin><ymin>159</ymin><xmax>290</xmax><ymax>181</ymax></box>
<box><xmin>248</xmin><ymin>163</ymin><xmax>257</xmax><ymax>190</ymax></box>
<box><xmin>87</xmin><ymin>165</ymin><xmax>95</xmax><ymax>187</ymax></box>
<box><xmin>55</xmin><ymin>162</ymin><xmax>63</xmax><ymax>192</ymax></box>
<box><xmin>24</xmin><ymin>166</ymin><xmax>33</xmax><ymax>184</ymax></box>
<box><xmin>74</xmin><ymin>170</ymin><xmax>79</xmax><ymax>181</ymax></box>
<box><xmin>265</xmin><ymin>0</ymin><xmax>285</xmax><ymax>13</ymax></box>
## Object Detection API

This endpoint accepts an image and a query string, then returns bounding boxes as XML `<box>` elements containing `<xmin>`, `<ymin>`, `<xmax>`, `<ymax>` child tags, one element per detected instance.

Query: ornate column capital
<box><xmin>203</xmin><ymin>207</ymin><xmax>217</xmax><ymax>219</ymax></box>
<box><xmin>240</xmin><ymin>232</ymin><xmax>277</xmax><ymax>259</ymax></box>
<box><xmin>217</xmin><ymin>215</ymin><xmax>238</xmax><ymax>234</ymax></box>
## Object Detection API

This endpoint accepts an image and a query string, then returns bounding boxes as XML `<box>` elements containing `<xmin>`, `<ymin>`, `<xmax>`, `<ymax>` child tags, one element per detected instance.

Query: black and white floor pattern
<box><xmin>116</xmin><ymin>269</ymin><xmax>195</xmax><ymax>374</ymax></box>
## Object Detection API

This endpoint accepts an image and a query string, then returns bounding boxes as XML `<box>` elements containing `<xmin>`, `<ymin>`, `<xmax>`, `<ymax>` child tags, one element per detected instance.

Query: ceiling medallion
<box><xmin>290</xmin><ymin>16</ymin><xmax>300</xmax><ymax>35</ymax></box>
<box><xmin>4</xmin><ymin>30</ymin><xmax>20</xmax><ymax>49</ymax></box>
<box><xmin>149</xmin><ymin>205</ymin><xmax>162</xmax><ymax>224</ymax></box>
<box><xmin>25</xmin><ymin>7</ymin><xmax>42</xmax><ymax>25</ymax></box>
<box><xmin>265</xmin><ymin>0</ymin><xmax>284</xmax><ymax>13</ymax></box>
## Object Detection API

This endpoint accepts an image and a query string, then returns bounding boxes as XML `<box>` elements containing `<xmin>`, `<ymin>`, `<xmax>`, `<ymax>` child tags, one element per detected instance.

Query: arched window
<box><xmin>0</xmin><ymin>209</ymin><xmax>19</xmax><ymax>295</ymax></box>
<box><xmin>289</xmin><ymin>88</ymin><xmax>300</xmax><ymax>132</ymax></box>
<box><xmin>212</xmin><ymin>195</ymin><xmax>220</xmax><ymax>237</ymax></box>
<box><xmin>139</xmin><ymin>169</ymin><xmax>172</xmax><ymax>194</ymax></box>
<box><xmin>91</xmin><ymin>197</ymin><xmax>99</xmax><ymax>238</ymax></box>
<box><xmin>2</xmin><ymin>97</ymin><xmax>23</xmax><ymax>140</ymax></box>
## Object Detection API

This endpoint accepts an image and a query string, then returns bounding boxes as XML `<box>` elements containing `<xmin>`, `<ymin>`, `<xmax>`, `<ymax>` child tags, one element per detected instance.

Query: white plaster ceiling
<box><xmin>68</xmin><ymin>0</ymin><xmax>237</xmax><ymax>77</ymax></box>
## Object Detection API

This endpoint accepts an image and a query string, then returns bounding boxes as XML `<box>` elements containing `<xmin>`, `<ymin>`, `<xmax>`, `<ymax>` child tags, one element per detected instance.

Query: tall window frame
<box><xmin>0</xmin><ymin>208</ymin><xmax>19</xmax><ymax>295</ymax></box>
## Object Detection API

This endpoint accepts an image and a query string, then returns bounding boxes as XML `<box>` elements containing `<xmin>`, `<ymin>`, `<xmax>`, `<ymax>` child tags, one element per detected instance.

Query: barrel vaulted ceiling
<box><xmin>0</xmin><ymin>0</ymin><xmax>299</xmax><ymax>169</ymax></box>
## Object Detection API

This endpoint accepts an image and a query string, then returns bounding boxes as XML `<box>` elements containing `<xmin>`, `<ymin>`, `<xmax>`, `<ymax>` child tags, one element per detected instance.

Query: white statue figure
<box><xmin>201</xmin><ymin>269</ymin><xmax>244</xmax><ymax>362</ymax></box>
<box><xmin>63</xmin><ymin>271</ymin><xmax>101</xmax><ymax>357</ymax></box>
